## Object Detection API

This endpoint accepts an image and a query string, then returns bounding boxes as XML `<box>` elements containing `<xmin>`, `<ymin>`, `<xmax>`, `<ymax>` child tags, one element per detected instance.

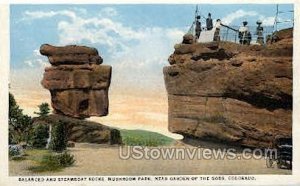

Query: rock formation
<box><xmin>164</xmin><ymin>28</ymin><xmax>293</xmax><ymax>148</ymax></box>
<box><xmin>39</xmin><ymin>44</ymin><xmax>121</xmax><ymax>145</ymax></box>
<box><xmin>40</xmin><ymin>44</ymin><xmax>111</xmax><ymax>119</ymax></box>
<box><xmin>33</xmin><ymin>114</ymin><xmax>122</xmax><ymax>145</ymax></box>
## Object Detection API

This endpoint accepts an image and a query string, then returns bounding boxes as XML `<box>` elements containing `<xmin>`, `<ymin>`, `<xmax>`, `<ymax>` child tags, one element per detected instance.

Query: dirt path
<box><xmin>10</xmin><ymin>142</ymin><xmax>291</xmax><ymax>176</ymax></box>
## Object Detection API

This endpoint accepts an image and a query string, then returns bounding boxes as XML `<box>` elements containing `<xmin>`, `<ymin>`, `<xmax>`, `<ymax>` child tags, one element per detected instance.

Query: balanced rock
<box><xmin>164</xmin><ymin>28</ymin><xmax>293</xmax><ymax>148</ymax></box>
<box><xmin>41</xmin><ymin>44</ymin><xmax>111</xmax><ymax>118</ymax></box>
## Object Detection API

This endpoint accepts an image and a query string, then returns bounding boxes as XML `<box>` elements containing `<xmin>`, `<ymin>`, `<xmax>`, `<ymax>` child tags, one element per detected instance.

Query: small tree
<box><xmin>34</xmin><ymin>103</ymin><xmax>50</xmax><ymax>117</ymax></box>
<box><xmin>30</xmin><ymin>124</ymin><xmax>49</xmax><ymax>149</ymax></box>
<box><xmin>49</xmin><ymin>121</ymin><xmax>67</xmax><ymax>152</ymax></box>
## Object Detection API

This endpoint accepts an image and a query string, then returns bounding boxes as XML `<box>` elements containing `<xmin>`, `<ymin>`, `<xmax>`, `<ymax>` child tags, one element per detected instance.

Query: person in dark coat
<box><xmin>256</xmin><ymin>20</ymin><xmax>264</xmax><ymax>45</ymax></box>
<box><xmin>195</xmin><ymin>15</ymin><xmax>202</xmax><ymax>39</ymax></box>
<box><xmin>206</xmin><ymin>13</ymin><xmax>213</xmax><ymax>30</ymax></box>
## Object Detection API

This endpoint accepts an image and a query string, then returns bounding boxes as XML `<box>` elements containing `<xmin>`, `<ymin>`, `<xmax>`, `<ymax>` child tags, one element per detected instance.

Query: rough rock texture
<box><xmin>40</xmin><ymin>44</ymin><xmax>103</xmax><ymax>65</ymax></box>
<box><xmin>164</xmin><ymin>28</ymin><xmax>293</xmax><ymax>148</ymax></box>
<box><xmin>33</xmin><ymin>114</ymin><xmax>122</xmax><ymax>145</ymax></box>
<box><xmin>182</xmin><ymin>34</ymin><xmax>195</xmax><ymax>44</ymax></box>
<box><xmin>40</xmin><ymin>44</ymin><xmax>111</xmax><ymax>118</ymax></box>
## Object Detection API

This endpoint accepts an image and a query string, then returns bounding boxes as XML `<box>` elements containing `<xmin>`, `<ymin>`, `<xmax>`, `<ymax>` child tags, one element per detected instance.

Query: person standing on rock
<box><xmin>256</xmin><ymin>20</ymin><xmax>264</xmax><ymax>45</ymax></box>
<box><xmin>238</xmin><ymin>21</ymin><xmax>251</xmax><ymax>45</ymax></box>
<box><xmin>206</xmin><ymin>13</ymin><xmax>213</xmax><ymax>31</ymax></box>
<box><xmin>213</xmin><ymin>19</ymin><xmax>222</xmax><ymax>42</ymax></box>
<box><xmin>195</xmin><ymin>15</ymin><xmax>202</xmax><ymax>39</ymax></box>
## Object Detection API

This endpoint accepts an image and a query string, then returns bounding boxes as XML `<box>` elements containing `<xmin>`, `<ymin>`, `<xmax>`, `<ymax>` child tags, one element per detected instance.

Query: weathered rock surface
<box><xmin>40</xmin><ymin>44</ymin><xmax>102</xmax><ymax>65</ymax></box>
<box><xmin>41</xmin><ymin>44</ymin><xmax>111</xmax><ymax>118</ymax></box>
<box><xmin>182</xmin><ymin>34</ymin><xmax>195</xmax><ymax>44</ymax></box>
<box><xmin>164</xmin><ymin>28</ymin><xmax>293</xmax><ymax>148</ymax></box>
<box><xmin>33</xmin><ymin>114</ymin><xmax>122</xmax><ymax>145</ymax></box>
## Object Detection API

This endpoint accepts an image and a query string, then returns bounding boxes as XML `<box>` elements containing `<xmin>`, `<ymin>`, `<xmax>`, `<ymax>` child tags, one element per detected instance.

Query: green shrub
<box><xmin>9</xmin><ymin>145</ymin><xmax>22</xmax><ymax>157</ymax></box>
<box><xmin>9</xmin><ymin>145</ymin><xmax>27</xmax><ymax>161</ymax></box>
<box><xmin>42</xmin><ymin>152</ymin><xmax>75</xmax><ymax>168</ymax></box>
<box><xmin>56</xmin><ymin>152</ymin><xmax>76</xmax><ymax>166</ymax></box>
<box><xmin>28</xmin><ymin>152</ymin><xmax>75</xmax><ymax>172</ymax></box>
<box><xmin>110</xmin><ymin>129</ymin><xmax>122</xmax><ymax>144</ymax></box>
<box><xmin>49</xmin><ymin>122</ymin><xmax>67</xmax><ymax>152</ymax></box>
<box><xmin>30</xmin><ymin>124</ymin><xmax>49</xmax><ymax>149</ymax></box>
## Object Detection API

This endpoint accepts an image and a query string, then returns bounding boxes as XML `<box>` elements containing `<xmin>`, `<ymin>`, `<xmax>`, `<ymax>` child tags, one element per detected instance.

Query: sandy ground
<box><xmin>9</xmin><ymin>141</ymin><xmax>291</xmax><ymax>176</ymax></box>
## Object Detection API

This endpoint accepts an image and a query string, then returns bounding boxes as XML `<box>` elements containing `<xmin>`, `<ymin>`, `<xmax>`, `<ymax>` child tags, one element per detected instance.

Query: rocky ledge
<box><xmin>164</xmin><ymin>28</ymin><xmax>293</xmax><ymax>148</ymax></box>
<box><xmin>40</xmin><ymin>44</ymin><xmax>111</xmax><ymax>119</ymax></box>
<box><xmin>33</xmin><ymin>114</ymin><xmax>122</xmax><ymax>145</ymax></box>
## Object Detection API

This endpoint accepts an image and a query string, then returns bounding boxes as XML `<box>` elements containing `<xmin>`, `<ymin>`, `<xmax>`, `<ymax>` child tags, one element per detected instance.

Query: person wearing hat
<box><xmin>195</xmin><ymin>15</ymin><xmax>202</xmax><ymax>39</ymax></box>
<box><xmin>213</xmin><ymin>19</ymin><xmax>222</xmax><ymax>41</ymax></box>
<box><xmin>206</xmin><ymin>13</ymin><xmax>213</xmax><ymax>31</ymax></box>
<box><xmin>238</xmin><ymin>21</ymin><xmax>251</xmax><ymax>45</ymax></box>
<box><xmin>256</xmin><ymin>20</ymin><xmax>264</xmax><ymax>45</ymax></box>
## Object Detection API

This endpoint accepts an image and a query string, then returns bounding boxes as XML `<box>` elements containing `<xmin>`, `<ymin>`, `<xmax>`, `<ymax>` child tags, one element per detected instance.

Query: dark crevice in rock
<box><xmin>191</xmin><ymin>48</ymin><xmax>233</xmax><ymax>61</ymax></box>
<box><xmin>181</xmin><ymin>135</ymin><xmax>246</xmax><ymax>151</ymax></box>
<box><xmin>275</xmin><ymin>75</ymin><xmax>292</xmax><ymax>80</ymax></box>
<box><xmin>171</xmin><ymin>93</ymin><xmax>224</xmax><ymax>97</ymax></box>
<box><xmin>79</xmin><ymin>99</ymin><xmax>89</xmax><ymax>112</ymax></box>
<box><xmin>225</xmin><ymin>93</ymin><xmax>292</xmax><ymax>111</ymax></box>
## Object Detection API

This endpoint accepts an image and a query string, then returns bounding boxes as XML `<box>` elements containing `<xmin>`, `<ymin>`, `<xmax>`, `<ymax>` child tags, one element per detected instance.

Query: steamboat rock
<box><xmin>164</xmin><ymin>28</ymin><xmax>293</xmax><ymax>148</ymax></box>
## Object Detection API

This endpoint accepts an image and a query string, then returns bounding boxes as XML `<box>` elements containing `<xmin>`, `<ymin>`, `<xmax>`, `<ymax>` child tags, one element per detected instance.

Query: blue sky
<box><xmin>10</xmin><ymin>4</ymin><xmax>294</xmax><ymax>93</ymax></box>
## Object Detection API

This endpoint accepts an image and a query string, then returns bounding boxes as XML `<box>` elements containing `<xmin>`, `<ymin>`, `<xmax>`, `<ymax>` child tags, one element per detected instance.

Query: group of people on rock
<box><xmin>238</xmin><ymin>20</ymin><xmax>264</xmax><ymax>45</ymax></box>
<box><xmin>194</xmin><ymin>12</ymin><xmax>265</xmax><ymax>45</ymax></box>
<box><xmin>195</xmin><ymin>13</ymin><xmax>213</xmax><ymax>39</ymax></box>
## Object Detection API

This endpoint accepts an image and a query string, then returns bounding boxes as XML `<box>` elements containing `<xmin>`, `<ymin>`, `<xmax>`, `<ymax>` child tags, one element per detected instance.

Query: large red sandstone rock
<box><xmin>164</xmin><ymin>28</ymin><xmax>293</xmax><ymax>148</ymax></box>
<box><xmin>41</xmin><ymin>44</ymin><xmax>111</xmax><ymax>119</ymax></box>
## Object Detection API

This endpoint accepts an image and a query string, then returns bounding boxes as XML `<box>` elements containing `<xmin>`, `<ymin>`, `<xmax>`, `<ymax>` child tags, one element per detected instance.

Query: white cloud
<box><xmin>24</xmin><ymin>10</ymin><xmax>77</xmax><ymax>21</ymax></box>
<box><xmin>23</xmin><ymin>9</ymin><xmax>145</xmax><ymax>52</ymax></box>
<box><xmin>24</xmin><ymin>60</ymin><xmax>34</xmax><ymax>67</ymax></box>
<box><xmin>20</xmin><ymin>8</ymin><xmax>186</xmax><ymax>93</ymax></box>
<box><xmin>261</xmin><ymin>16</ymin><xmax>275</xmax><ymax>26</ymax></box>
<box><xmin>71</xmin><ymin>7</ymin><xmax>88</xmax><ymax>15</ymax></box>
<box><xmin>33</xmin><ymin>49</ymin><xmax>42</xmax><ymax>57</ymax></box>
<box><xmin>57</xmin><ymin>16</ymin><xmax>145</xmax><ymax>48</ymax></box>
<box><xmin>24</xmin><ymin>10</ymin><xmax>58</xmax><ymax>19</ymax></box>
<box><xmin>23</xmin><ymin>49</ymin><xmax>48</xmax><ymax>68</ymax></box>
<box><xmin>220</xmin><ymin>9</ymin><xmax>278</xmax><ymax>28</ymax></box>
<box><xmin>221</xmin><ymin>9</ymin><xmax>258</xmax><ymax>25</ymax></box>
